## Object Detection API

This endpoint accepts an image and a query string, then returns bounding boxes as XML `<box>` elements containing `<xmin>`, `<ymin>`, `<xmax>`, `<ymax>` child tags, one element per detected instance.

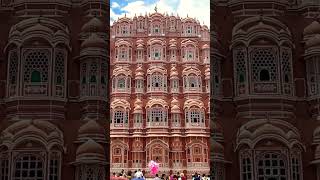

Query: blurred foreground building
<box><xmin>212</xmin><ymin>0</ymin><xmax>320</xmax><ymax>180</ymax></box>
<box><xmin>0</xmin><ymin>1</ymin><xmax>109</xmax><ymax>180</ymax></box>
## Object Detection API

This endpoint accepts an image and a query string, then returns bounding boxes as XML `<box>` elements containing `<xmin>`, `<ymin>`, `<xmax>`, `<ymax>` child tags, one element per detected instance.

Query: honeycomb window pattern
<box><xmin>8</xmin><ymin>50</ymin><xmax>18</xmax><ymax>85</ymax></box>
<box><xmin>23</xmin><ymin>49</ymin><xmax>50</xmax><ymax>83</ymax></box>
<box><xmin>54</xmin><ymin>51</ymin><xmax>65</xmax><ymax>85</ymax></box>
<box><xmin>234</xmin><ymin>49</ymin><xmax>247</xmax><ymax>83</ymax></box>
<box><xmin>281</xmin><ymin>48</ymin><xmax>292</xmax><ymax>83</ymax></box>
<box><xmin>250</xmin><ymin>48</ymin><xmax>278</xmax><ymax>82</ymax></box>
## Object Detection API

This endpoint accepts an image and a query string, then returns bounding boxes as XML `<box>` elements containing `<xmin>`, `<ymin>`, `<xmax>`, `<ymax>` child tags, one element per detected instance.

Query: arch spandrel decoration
<box><xmin>235</xmin><ymin>119</ymin><xmax>304</xmax><ymax>180</ymax></box>
<box><xmin>232</xmin><ymin>16</ymin><xmax>294</xmax><ymax>97</ymax></box>
<box><xmin>0</xmin><ymin>120</ymin><xmax>65</xmax><ymax>180</ymax></box>
<box><xmin>110</xmin><ymin>99</ymin><xmax>131</xmax><ymax>110</ymax></box>
<box><xmin>112</xmin><ymin>66</ymin><xmax>132</xmax><ymax>77</ymax></box>
<box><xmin>235</xmin><ymin>119</ymin><xmax>304</xmax><ymax>150</ymax></box>
<box><xmin>5</xmin><ymin>17</ymin><xmax>70</xmax><ymax>51</ymax></box>
<box><xmin>1</xmin><ymin>120</ymin><xmax>64</xmax><ymax>151</ymax></box>
<box><xmin>146</xmin><ymin>98</ymin><xmax>168</xmax><ymax>108</ymax></box>
<box><xmin>184</xmin><ymin>99</ymin><xmax>205</xmax><ymax>109</ymax></box>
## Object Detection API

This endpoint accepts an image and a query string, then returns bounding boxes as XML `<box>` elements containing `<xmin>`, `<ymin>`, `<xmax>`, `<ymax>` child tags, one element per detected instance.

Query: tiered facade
<box><xmin>110</xmin><ymin>12</ymin><xmax>210</xmax><ymax>176</ymax></box>
<box><xmin>0</xmin><ymin>1</ymin><xmax>109</xmax><ymax>180</ymax></box>
<box><xmin>212</xmin><ymin>0</ymin><xmax>320</xmax><ymax>180</ymax></box>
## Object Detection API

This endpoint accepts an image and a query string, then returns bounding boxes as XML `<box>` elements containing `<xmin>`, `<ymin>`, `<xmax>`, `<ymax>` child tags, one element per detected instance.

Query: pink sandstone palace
<box><xmin>110</xmin><ymin>10</ymin><xmax>211</xmax><ymax>176</ymax></box>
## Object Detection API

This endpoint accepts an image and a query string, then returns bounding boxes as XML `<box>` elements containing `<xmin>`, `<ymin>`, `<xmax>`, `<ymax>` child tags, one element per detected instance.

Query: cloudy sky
<box><xmin>110</xmin><ymin>0</ymin><xmax>210</xmax><ymax>26</ymax></box>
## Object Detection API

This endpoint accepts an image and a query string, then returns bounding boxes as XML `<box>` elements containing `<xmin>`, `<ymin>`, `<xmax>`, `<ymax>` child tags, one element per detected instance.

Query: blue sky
<box><xmin>110</xmin><ymin>0</ymin><xmax>210</xmax><ymax>26</ymax></box>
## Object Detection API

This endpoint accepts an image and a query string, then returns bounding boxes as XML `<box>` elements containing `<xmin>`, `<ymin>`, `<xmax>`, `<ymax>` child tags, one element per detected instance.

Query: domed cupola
<box><xmin>169</xmin><ymin>39</ymin><xmax>177</xmax><ymax>49</ymax></box>
<box><xmin>78</xmin><ymin>26</ymin><xmax>108</xmax><ymax>121</ymax></box>
<box><xmin>136</xmin><ymin>39</ymin><xmax>144</xmax><ymax>49</ymax></box>
<box><xmin>77</xmin><ymin>119</ymin><xmax>106</xmax><ymax>143</ymax></box>
<box><xmin>170</xmin><ymin>64</ymin><xmax>179</xmax><ymax>79</ymax></box>
<box><xmin>205</xmin><ymin>65</ymin><xmax>210</xmax><ymax>80</ymax></box>
<box><xmin>135</xmin><ymin>65</ymin><xmax>144</xmax><ymax>79</ymax></box>
<box><xmin>133</xmin><ymin>98</ymin><xmax>143</xmax><ymax>113</ymax></box>
<box><xmin>304</xmin><ymin>21</ymin><xmax>320</xmax><ymax>51</ymax></box>
<box><xmin>81</xmin><ymin>33</ymin><xmax>107</xmax><ymax>49</ymax></box>
<box><xmin>73</xmin><ymin>139</ymin><xmax>106</xmax><ymax>167</ymax></box>
<box><xmin>81</xmin><ymin>17</ymin><xmax>105</xmax><ymax>33</ymax></box>
<box><xmin>171</xmin><ymin>98</ymin><xmax>181</xmax><ymax>113</ymax></box>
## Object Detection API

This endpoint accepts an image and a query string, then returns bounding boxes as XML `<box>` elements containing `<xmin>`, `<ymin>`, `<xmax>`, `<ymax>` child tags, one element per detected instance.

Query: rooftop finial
<box><xmin>155</xmin><ymin>4</ymin><xmax>158</xmax><ymax>13</ymax></box>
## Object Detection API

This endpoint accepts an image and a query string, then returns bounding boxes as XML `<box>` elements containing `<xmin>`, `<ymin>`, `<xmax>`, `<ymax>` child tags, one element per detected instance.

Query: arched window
<box><xmin>31</xmin><ymin>70</ymin><xmax>41</xmax><ymax>83</ymax></box>
<box><xmin>111</xmin><ymin>145</ymin><xmax>128</xmax><ymax>166</ymax></box>
<box><xmin>112</xmin><ymin>108</ymin><xmax>128</xmax><ymax>127</ymax></box>
<box><xmin>0</xmin><ymin>151</ymin><xmax>9</xmax><ymax>180</ymax></box>
<box><xmin>112</xmin><ymin>74</ymin><xmax>131</xmax><ymax>93</ymax></box>
<box><xmin>23</xmin><ymin>50</ymin><xmax>49</xmax><ymax>84</ymax></box>
<box><xmin>148</xmin><ymin>72</ymin><xmax>166</xmax><ymax>92</ymax></box>
<box><xmin>259</xmin><ymin>69</ymin><xmax>270</xmax><ymax>81</ymax></box>
<box><xmin>117</xmin><ymin>78</ymin><xmax>125</xmax><ymax>89</ymax></box>
<box><xmin>183</xmin><ymin>74</ymin><xmax>201</xmax><ymax>92</ymax></box>
<box><xmin>13</xmin><ymin>154</ymin><xmax>44</xmax><ymax>180</ymax></box>
<box><xmin>147</xmin><ymin>105</ymin><xmax>167</xmax><ymax>123</ymax></box>
<box><xmin>240</xmin><ymin>154</ymin><xmax>252</xmax><ymax>180</ymax></box>
<box><xmin>90</xmin><ymin>75</ymin><xmax>96</xmax><ymax>83</ymax></box>
<box><xmin>256</xmin><ymin>153</ymin><xmax>287</xmax><ymax>180</ymax></box>
<box><xmin>185</xmin><ymin>107</ymin><xmax>204</xmax><ymax>124</ymax></box>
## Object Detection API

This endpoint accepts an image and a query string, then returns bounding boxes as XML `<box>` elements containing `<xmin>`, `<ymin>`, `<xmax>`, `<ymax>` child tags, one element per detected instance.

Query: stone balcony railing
<box><xmin>24</xmin><ymin>83</ymin><xmax>48</xmax><ymax>96</ymax></box>
<box><xmin>187</xmin><ymin>162</ymin><xmax>209</xmax><ymax>168</ymax></box>
<box><xmin>146</xmin><ymin>122</ymin><xmax>168</xmax><ymax>128</ymax></box>
<box><xmin>185</xmin><ymin>122</ymin><xmax>206</xmax><ymax>128</ymax></box>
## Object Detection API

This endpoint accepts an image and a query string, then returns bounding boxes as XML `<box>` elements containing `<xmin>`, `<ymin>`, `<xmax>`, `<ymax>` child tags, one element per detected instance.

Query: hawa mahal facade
<box><xmin>110</xmin><ymin>10</ymin><xmax>210</xmax><ymax>175</ymax></box>
<box><xmin>212</xmin><ymin>0</ymin><xmax>320</xmax><ymax>180</ymax></box>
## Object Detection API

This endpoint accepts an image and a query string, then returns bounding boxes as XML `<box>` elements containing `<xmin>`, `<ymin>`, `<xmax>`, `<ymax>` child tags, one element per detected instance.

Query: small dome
<box><xmin>306</xmin><ymin>34</ymin><xmax>320</xmax><ymax>48</ymax></box>
<box><xmin>202</xmin><ymin>44</ymin><xmax>209</xmax><ymax>49</ymax></box>
<box><xmin>81</xmin><ymin>17</ymin><xmax>105</xmax><ymax>33</ymax></box>
<box><xmin>135</xmin><ymin>98</ymin><xmax>142</xmax><ymax>105</ymax></box>
<box><xmin>304</xmin><ymin>21</ymin><xmax>320</xmax><ymax>36</ymax></box>
<box><xmin>171</xmin><ymin>105</ymin><xmax>180</xmax><ymax>113</ymax></box>
<box><xmin>169</xmin><ymin>44</ymin><xmax>177</xmax><ymax>48</ymax></box>
<box><xmin>137</xmin><ymin>44</ymin><xmax>144</xmax><ymax>49</ymax></box>
<box><xmin>135</xmin><ymin>66</ymin><xmax>144</xmax><ymax>72</ymax></box>
<box><xmin>136</xmin><ymin>39</ymin><xmax>144</xmax><ymax>44</ymax></box>
<box><xmin>170</xmin><ymin>66</ymin><xmax>178</xmax><ymax>77</ymax></box>
<box><xmin>135</xmin><ymin>66</ymin><xmax>144</xmax><ymax>77</ymax></box>
<box><xmin>171</xmin><ymin>98</ymin><xmax>179</xmax><ymax>105</ymax></box>
<box><xmin>134</xmin><ymin>105</ymin><xmax>143</xmax><ymax>113</ymax></box>
<box><xmin>169</xmin><ymin>39</ymin><xmax>176</xmax><ymax>43</ymax></box>
<box><xmin>81</xmin><ymin>33</ymin><xmax>106</xmax><ymax>48</ymax></box>
<box><xmin>76</xmin><ymin>139</ymin><xmax>105</xmax><ymax>156</ymax></box>
<box><xmin>205</xmin><ymin>67</ymin><xmax>210</xmax><ymax>79</ymax></box>
<box><xmin>78</xmin><ymin>120</ymin><xmax>104</xmax><ymax>135</ymax></box>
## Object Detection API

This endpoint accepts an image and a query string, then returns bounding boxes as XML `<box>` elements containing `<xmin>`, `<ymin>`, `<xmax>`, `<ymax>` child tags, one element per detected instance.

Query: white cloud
<box><xmin>111</xmin><ymin>0</ymin><xmax>210</xmax><ymax>27</ymax></box>
<box><xmin>111</xmin><ymin>2</ymin><xmax>120</xmax><ymax>8</ymax></box>
<box><xmin>176</xmin><ymin>0</ymin><xmax>210</xmax><ymax>27</ymax></box>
